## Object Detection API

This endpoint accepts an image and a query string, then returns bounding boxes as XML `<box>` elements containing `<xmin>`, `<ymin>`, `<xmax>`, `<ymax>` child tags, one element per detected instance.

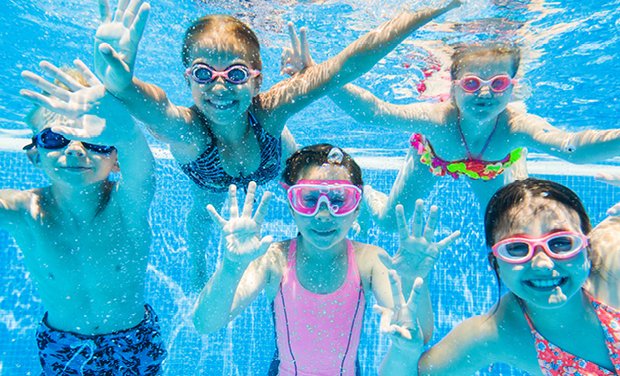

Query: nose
<box><xmin>477</xmin><ymin>85</ymin><xmax>492</xmax><ymax>98</ymax></box>
<box><xmin>530</xmin><ymin>246</ymin><xmax>554</xmax><ymax>270</ymax></box>
<box><xmin>314</xmin><ymin>202</ymin><xmax>333</xmax><ymax>221</ymax></box>
<box><xmin>65</xmin><ymin>141</ymin><xmax>87</xmax><ymax>157</ymax></box>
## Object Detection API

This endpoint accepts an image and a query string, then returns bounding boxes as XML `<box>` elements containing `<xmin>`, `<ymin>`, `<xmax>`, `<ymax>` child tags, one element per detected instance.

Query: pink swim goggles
<box><xmin>455</xmin><ymin>74</ymin><xmax>516</xmax><ymax>93</ymax></box>
<box><xmin>185</xmin><ymin>63</ymin><xmax>260</xmax><ymax>85</ymax></box>
<box><xmin>282</xmin><ymin>179</ymin><xmax>362</xmax><ymax>217</ymax></box>
<box><xmin>492</xmin><ymin>231</ymin><xmax>589</xmax><ymax>264</ymax></box>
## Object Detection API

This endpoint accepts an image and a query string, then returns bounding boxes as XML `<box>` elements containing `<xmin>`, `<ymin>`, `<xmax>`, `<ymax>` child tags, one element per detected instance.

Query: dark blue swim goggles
<box><xmin>23</xmin><ymin>128</ymin><xmax>116</xmax><ymax>154</ymax></box>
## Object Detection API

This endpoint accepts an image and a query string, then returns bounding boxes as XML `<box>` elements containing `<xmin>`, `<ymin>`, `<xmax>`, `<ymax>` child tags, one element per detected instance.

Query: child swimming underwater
<box><xmin>192</xmin><ymin>144</ymin><xmax>458</xmax><ymax>375</ymax></box>
<box><xmin>380</xmin><ymin>177</ymin><xmax>620</xmax><ymax>375</ymax></box>
<box><xmin>12</xmin><ymin>61</ymin><xmax>166</xmax><ymax>374</ymax></box>
<box><xmin>283</xmin><ymin>35</ymin><xmax>620</xmax><ymax>231</ymax></box>
<box><xmin>92</xmin><ymin>0</ymin><xmax>462</xmax><ymax>288</ymax></box>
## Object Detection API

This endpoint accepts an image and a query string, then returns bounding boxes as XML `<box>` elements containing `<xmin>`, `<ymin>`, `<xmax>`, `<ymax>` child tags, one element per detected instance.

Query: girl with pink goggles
<box><xmin>282</xmin><ymin>179</ymin><xmax>362</xmax><ymax>217</ymax></box>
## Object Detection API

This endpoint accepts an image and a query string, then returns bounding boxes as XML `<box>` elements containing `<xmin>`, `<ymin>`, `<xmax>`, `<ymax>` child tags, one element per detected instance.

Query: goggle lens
<box><xmin>285</xmin><ymin>180</ymin><xmax>362</xmax><ymax>217</ymax></box>
<box><xmin>492</xmin><ymin>232</ymin><xmax>588</xmax><ymax>264</ymax></box>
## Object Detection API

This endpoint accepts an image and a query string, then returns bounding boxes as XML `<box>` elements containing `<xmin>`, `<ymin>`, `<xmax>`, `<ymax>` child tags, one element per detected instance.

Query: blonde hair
<box><xmin>450</xmin><ymin>42</ymin><xmax>521</xmax><ymax>80</ymax></box>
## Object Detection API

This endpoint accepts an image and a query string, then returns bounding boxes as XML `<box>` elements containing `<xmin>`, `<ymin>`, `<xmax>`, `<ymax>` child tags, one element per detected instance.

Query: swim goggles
<box><xmin>185</xmin><ymin>63</ymin><xmax>260</xmax><ymax>85</ymax></box>
<box><xmin>492</xmin><ymin>231</ymin><xmax>589</xmax><ymax>264</ymax></box>
<box><xmin>23</xmin><ymin>128</ymin><xmax>116</xmax><ymax>154</ymax></box>
<box><xmin>282</xmin><ymin>179</ymin><xmax>362</xmax><ymax>217</ymax></box>
<box><xmin>455</xmin><ymin>74</ymin><xmax>516</xmax><ymax>93</ymax></box>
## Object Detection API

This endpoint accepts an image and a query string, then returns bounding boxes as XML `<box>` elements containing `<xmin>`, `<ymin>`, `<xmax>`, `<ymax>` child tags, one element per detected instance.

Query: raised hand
<box><xmin>20</xmin><ymin>59</ymin><xmax>133</xmax><ymax>146</ymax></box>
<box><xmin>384</xmin><ymin>200</ymin><xmax>460</xmax><ymax>280</ymax></box>
<box><xmin>595</xmin><ymin>172</ymin><xmax>620</xmax><ymax>216</ymax></box>
<box><xmin>207</xmin><ymin>182</ymin><xmax>274</xmax><ymax>267</ymax></box>
<box><xmin>94</xmin><ymin>0</ymin><xmax>150</xmax><ymax>94</ymax></box>
<box><xmin>374</xmin><ymin>271</ymin><xmax>425</xmax><ymax>349</ymax></box>
<box><xmin>280</xmin><ymin>22</ymin><xmax>315</xmax><ymax>76</ymax></box>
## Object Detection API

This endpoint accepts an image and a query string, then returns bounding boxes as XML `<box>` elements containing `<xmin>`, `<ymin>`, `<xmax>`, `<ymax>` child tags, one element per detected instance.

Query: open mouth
<box><xmin>206</xmin><ymin>99</ymin><xmax>237</xmax><ymax>110</ymax></box>
<box><xmin>524</xmin><ymin>277</ymin><xmax>567</xmax><ymax>291</ymax></box>
<box><xmin>312</xmin><ymin>229</ymin><xmax>337</xmax><ymax>237</ymax></box>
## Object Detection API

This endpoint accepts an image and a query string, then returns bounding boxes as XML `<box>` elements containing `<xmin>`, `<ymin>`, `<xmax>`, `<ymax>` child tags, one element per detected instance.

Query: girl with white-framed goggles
<box><xmin>281</xmin><ymin>179</ymin><xmax>363</xmax><ymax>217</ymax></box>
<box><xmin>23</xmin><ymin>128</ymin><xmax>116</xmax><ymax>154</ymax></box>
<box><xmin>491</xmin><ymin>231</ymin><xmax>589</xmax><ymax>264</ymax></box>
<box><xmin>185</xmin><ymin>63</ymin><xmax>261</xmax><ymax>85</ymax></box>
<box><xmin>455</xmin><ymin>74</ymin><xmax>516</xmax><ymax>93</ymax></box>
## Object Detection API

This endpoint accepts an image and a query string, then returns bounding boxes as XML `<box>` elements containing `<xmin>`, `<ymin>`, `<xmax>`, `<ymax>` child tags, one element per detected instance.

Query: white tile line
<box><xmin>2</xmin><ymin>137</ymin><xmax>619</xmax><ymax>176</ymax></box>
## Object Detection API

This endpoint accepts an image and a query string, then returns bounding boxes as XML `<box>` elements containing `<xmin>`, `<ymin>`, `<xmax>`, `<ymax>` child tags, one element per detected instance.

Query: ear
<box><xmin>252</xmin><ymin>75</ymin><xmax>262</xmax><ymax>96</ymax></box>
<box><xmin>26</xmin><ymin>148</ymin><xmax>41</xmax><ymax>167</ymax></box>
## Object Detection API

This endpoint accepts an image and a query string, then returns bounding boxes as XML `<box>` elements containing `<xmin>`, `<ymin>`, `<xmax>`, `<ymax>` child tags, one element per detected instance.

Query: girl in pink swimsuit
<box><xmin>192</xmin><ymin>144</ymin><xmax>459</xmax><ymax>375</ymax></box>
<box><xmin>380</xmin><ymin>177</ymin><xmax>620</xmax><ymax>375</ymax></box>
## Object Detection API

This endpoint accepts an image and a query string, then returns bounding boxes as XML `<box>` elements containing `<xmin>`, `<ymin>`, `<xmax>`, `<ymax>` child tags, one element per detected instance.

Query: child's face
<box><xmin>187</xmin><ymin>39</ymin><xmax>260</xmax><ymax>127</ymax></box>
<box><xmin>493</xmin><ymin>197</ymin><xmax>590</xmax><ymax>308</ymax></box>
<box><xmin>290</xmin><ymin>165</ymin><xmax>359</xmax><ymax>251</ymax></box>
<box><xmin>31</xmin><ymin>125</ymin><xmax>118</xmax><ymax>187</ymax></box>
<box><xmin>452</xmin><ymin>54</ymin><xmax>514</xmax><ymax>121</ymax></box>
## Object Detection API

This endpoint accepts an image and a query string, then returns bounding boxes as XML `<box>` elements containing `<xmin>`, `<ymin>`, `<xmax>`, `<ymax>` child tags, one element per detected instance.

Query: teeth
<box><xmin>208</xmin><ymin>99</ymin><xmax>235</xmax><ymax>109</ymax></box>
<box><xmin>528</xmin><ymin>278</ymin><xmax>563</xmax><ymax>288</ymax></box>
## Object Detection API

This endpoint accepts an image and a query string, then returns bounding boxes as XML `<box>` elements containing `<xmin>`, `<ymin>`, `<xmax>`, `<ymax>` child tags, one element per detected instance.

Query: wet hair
<box><xmin>282</xmin><ymin>144</ymin><xmax>363</xmax><ymax>188</ymax></box>
<box><xmin>181</xmin><ymin>14</ymin><xmax>262</xmax><ymax>71</ymax></box>
<box><xmin>483</xmin><ymin>178</ymin><xmax>592</xmax><ymax>307</ymax></box>
<box><xmin>25</xmin><ymin>68</ymin><xmax>90</xmax><ymax>132</ymax></box>
<box><xmin>450</xmin><ymin>42</ymin><xmax>521</xmax><ymax>80</ymax></box>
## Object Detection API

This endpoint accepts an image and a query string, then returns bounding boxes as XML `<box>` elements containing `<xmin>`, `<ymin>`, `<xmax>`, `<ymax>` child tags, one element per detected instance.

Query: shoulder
<box><xmin>0</xmin><ymin>188</ymin><xmax>43</xmax><ymax>230</ymax></box>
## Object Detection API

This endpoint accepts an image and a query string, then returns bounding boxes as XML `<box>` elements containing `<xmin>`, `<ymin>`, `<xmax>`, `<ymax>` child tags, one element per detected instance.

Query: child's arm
<box><xmin>280</xmin><ymin>26</ymin><xmax>444</xmax><ymax>135</ymax></box>
<box><xmin>259</xmin><ymin>1</ymin><xmax>461</xmax><ymax>135</ymax></box>
<box><xmin>510</xmin><ymin>109</ymin><xmax>620</xmax><ymax>163</ymax></box>
<box><xmin>193</xmin><ymin>182</ymin><xmax>276</xmax><ymax>334</ymax></box>
<box><xmin>377</xmin><ymin>274</ymin><xmax>426</xmax><ymax>376</ymax></box>
<box><xmin>20</xmin><ymin>60</ymin><xmax>155</xmax><ymax>208</ymax></box>
<box><xmin>94</xmin><ymin>0</ymin><xmax>198</xmax><ymax>150</ymax></box>
<box><xmin>0</xmin><ymin>190</ymin><xmax>30</xmax><ymax>232</ymax></box>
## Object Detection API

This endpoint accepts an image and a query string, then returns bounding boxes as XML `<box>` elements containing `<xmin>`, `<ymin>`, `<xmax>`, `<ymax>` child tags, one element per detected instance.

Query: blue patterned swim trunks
<box><xmin>36</xmin><ymin>304</ymin><xmax>167</xmax><ymax>375</ymax></box>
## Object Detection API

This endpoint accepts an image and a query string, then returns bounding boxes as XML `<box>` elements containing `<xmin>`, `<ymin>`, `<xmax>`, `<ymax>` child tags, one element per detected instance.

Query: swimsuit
<box><xmin>410</xmin><ymin>133</ymin><xmax>523</xmax><ymax>180</ymax></box>
<box><xmin>410</xmin><ymin>110</ymin><xmax>523</xmax><ymax>181</ymax></box>
<box><xmin>180</xmin><ymin>112</ymin><xmax>282</xmax><ymax>193</ymax></box>
<box><xmin>520</xmin><ymin>294</ymin><xmax>620</xmax><ymax>376</ymax></box>
<box><xmin>270</xmin><ymin>238</ymin><xmax>366</xmax><ymax>375</ymax></box>
<box><xmin>36</xmin><ymin>304</ymin><xmax>167</xmax><ymax>375</ymax></box>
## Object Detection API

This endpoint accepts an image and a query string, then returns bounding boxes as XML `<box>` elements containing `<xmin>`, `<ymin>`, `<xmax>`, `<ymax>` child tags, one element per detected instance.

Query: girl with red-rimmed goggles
<box><xmin>185</xmin><ymin>63</ymin><xmax>261</xmax><ymax>85</ymax></box>
<box><xmin>491</xmin><ymin>231</ymin><xmax>589</xmax><ymax>264</ymax></box>
<box><xmin>455</xmin><ymin>74</ymin><xmax>516</xmax><ymax>93</ymax></box>
<box><xmin>282</xmin><ymin>180</ymin><xmax>362</xmax><ymax>217</ymax></box>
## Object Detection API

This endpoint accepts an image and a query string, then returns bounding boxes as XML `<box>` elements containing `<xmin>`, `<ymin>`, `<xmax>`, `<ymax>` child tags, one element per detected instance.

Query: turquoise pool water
<box><xmin>1</xmin><ymin>0</ymin><xmax>619</xmax><ymax>375</ymax></box>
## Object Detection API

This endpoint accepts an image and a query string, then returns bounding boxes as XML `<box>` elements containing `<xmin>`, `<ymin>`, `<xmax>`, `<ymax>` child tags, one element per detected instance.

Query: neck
<box><xmin>49</xmin><ymin>180</ymin><xmax>110</xmax><ymax>220</ymax></box>
<box><xmin>455</xmin><ymin>107</ymin><xmax>502</xmax><ymax>138</ymax></box>
<box><xmin>523</xmin><ymin>289</ymin><xmax>592</xmax><ymax>330</ymax></box>
<box><xmin>210</xmin><ymin>112</ymin><xmax>249</xmax><ymax>145</ymax></box>
<box><xmin>296</xmin><ymin>236</ymin><xmax>348</xmax><ymax>264</ymax></box>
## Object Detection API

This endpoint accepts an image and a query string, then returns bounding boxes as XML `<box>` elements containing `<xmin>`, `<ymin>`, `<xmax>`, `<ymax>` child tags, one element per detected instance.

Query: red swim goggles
<box><xmin>185</xmin><ymin>63</ymin><xmax>260</xmax><ymax>85</ymax></box>
<box><xmin>455</xmin><ymin>74</ymin><xmax>516</xmax><ymax>93</ymax></box>
<box><xmin>492</xmin><ymin>231</ymin><xmax>589</xmax><ymax>264</ymax></box>
<box><xmin>282</xmin><ymin>179</ymin><xmax>362</xmax><ymax>217</ymax></box>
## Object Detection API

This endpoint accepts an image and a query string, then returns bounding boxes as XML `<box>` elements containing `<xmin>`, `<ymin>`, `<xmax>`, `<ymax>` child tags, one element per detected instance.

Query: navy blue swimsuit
<box><xmin>180</xmin><ymin>112</ymin><xmax>282</xmax><ymax>193</ymax></box>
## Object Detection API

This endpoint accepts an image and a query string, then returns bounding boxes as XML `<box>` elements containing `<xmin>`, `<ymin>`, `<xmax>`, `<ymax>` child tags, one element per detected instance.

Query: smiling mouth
<box><xmin>525</xmin><ymin>277</ymin><xmax>567</xmax><ymax>291</ymax></box>
<box><xmin>313</xmin><ymin>229</ymin><xmax>337</xmax><ymax>236</ymax></box>
<box><xmin>62</xmin><ymin>166</ymin><xmax>91</xmax><ymax>171</ymax></box>
<box><xmin>206</xmin><ymin>99</ymin><xmax>237</xmax><ymax>110</ymax></box>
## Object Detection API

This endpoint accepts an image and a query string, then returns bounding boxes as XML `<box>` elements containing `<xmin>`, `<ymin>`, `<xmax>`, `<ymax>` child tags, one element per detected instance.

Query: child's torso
<box><xmin>272</xmin><ymin>239</ymin><xmax>366</xmax><ymax>376</ymax></box>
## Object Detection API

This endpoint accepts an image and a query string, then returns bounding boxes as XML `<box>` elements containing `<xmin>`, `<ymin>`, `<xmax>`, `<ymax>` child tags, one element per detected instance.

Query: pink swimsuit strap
<box><xmin>517</xmin><ymin>293</ymin><xmax>620</xmax><ymax>376</ymax></box>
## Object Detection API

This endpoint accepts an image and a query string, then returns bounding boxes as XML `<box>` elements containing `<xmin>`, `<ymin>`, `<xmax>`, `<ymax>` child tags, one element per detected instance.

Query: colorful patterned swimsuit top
<box><xmin>180</xmin><ymin>112</ymin><xmax>281</xmax><ymax>193</ymax></box>
<box><xmin>410</xmin><ymin>133</ymin><xmax>522</xmax><ymax>181</ymax></box>
<box><xmin>520</xmin><ymin>294</ymin><xmax>620</xmax><ymax>376</ymax></box>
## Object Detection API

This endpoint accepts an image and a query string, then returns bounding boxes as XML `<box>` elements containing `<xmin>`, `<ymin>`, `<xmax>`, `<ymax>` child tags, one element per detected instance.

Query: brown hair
<box><xmin>181</xmin><ymin>14</ymin><xmax>262</xmax><ymax>71</ymax></box>
<box><xmin>450</xmin><ymin>42</ymin><xmax>521</xmax><ymax>80</ymax></box>
<box><xmin>282</xmin><ymin>144</ymin><xmax>364</xmax><ymax>188</ymax></box>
